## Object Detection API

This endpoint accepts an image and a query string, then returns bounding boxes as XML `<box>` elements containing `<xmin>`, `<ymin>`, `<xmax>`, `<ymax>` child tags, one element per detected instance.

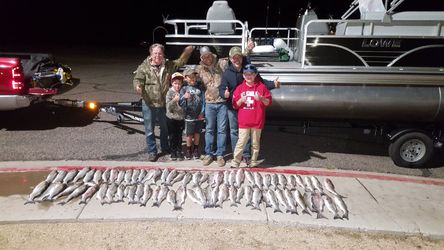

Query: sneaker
<box><xmin>216</xmin><ymin>156</ymin><xmax>226</xmax><ymax>167</ymax></box>
<box><xmin>193</xmin><ymin>147</ymin><xmax>200</xmax><ymax>160</ymax></box>
<box><xmin>202</xmin><ymin>155</ymin><xmax>214</xmax><ymax>166</ymax></box>
<box><xmin>170</xmin><ymin>151</ymin><xmax>177</xmax><ymax>161</ymax></box>
<box><xmin>148</xmin><ymin>153</ymin><xmax>157</xmax><ymax>162</ymax></box>
<box><xmin>185</xmin><ymin>148</ymin><xmax>192</xmax><ymax>160</ymax></box>
<box><xmin>177</xmin><ymin>151</ymin><xmax>184</xmax><ymax>161</ymax></box>
<box><xmin>231</xmin><ymin>160</ymin><xmax>240</xmax><ymax>168</ymax></box>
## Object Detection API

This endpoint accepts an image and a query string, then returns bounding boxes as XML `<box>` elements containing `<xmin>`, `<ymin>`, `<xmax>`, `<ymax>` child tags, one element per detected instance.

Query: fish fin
<box><xmin>273</xmin><ymin>208</ymin><xmax>283</xmax><ymax>213</ymax></box>
<box><xmin>302</xmin><ymin>209</ymin><xmax>311</xmax><ymax>215</ymax></box>
<box><xmin>316</xmin><ymin>212</ymin><xmax>327</xmax><ymax>219</ymax></box>
<box><xmin>334</xmin><ymin>215</ymin><xmax>343</xmax><ymax>220</ymax></box>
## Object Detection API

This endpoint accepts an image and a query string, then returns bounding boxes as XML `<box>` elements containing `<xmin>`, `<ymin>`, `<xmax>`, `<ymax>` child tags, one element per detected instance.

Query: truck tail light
<box><xmin>12</xmin><ymin>66</ymin><xmax>24</xmax><ymax>90</ymax></box>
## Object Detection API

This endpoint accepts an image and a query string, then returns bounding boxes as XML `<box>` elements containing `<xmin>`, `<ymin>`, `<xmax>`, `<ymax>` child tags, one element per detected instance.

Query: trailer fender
<box><xmin>387</xmin><ymin>128</ymin><xmax>430</xmax><ymax>142</ymax></box>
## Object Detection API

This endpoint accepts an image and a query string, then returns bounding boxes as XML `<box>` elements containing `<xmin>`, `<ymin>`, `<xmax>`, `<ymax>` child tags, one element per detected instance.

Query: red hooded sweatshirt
<box><xmin>232</xmin><ymin>80</ymin><xmax>272</xmax><ymax>129</ymax></box>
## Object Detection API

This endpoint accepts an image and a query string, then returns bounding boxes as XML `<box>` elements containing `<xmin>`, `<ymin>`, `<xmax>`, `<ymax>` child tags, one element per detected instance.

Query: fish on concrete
<box><xmin>333</xmin><ymin>194</ymin><xmax>349</xmax><ymax>220</ymax></box>
<box><xmin>323</xmin><ymin>195</ymin><xmax>342</xmax><ymax>220</ymax></box>
<box><xmin>292</xmin><ymin>189</ymin><xmax>311</xmax><ymax>215</ymax></box>
<box><xmin>139</xmin><ymin>183</ymin><xmax>153</xmax><ymax>207</ymax></box>
<box><xmin>166</xmin><ymin>189</ymin><xmax>177</xmax><ymax>210</ymax></box>
<box><xmin>311</xmin><ymin>192</ymin><xmax>327</xmax><ymax>219</ymax></box>
<box><xmin>244</xmin><ymin>171</ymin><xmax>255</xmax><ymax>186</ymax></box>
<box><xmin>251</xmin><ymin>187</ymin><xmax>262</xmax><ymax>211</ymax></box>
<box><xmin>73</xmin><ymin>167</ymin><xmax>90</xmax><ymax>183</ymax></box>
<box><xmin>62</xmin><ymin>170</ymin><xmax>78</xmax><ymax>184</ymax></box>
<box><xmin>59</xmin><ymin>184</ymin><xmax>88</xmax><ymax>205</ymax></box>
<box><xmin>266</xmin><ymin>189</ymin><xmax>282</xmax><ymax>213</ymax></box>
<box><xmin>83</xmin><ymin>169</ymin><xmax>95</xmax><ymax>183</ymax></box>
<box><xmin>45</xmin><ymin>170</ymin><xmax>58</xmax><ymax>183</ymax></box>
<box><xmin>79</xmin><ymin>184</ymin><xmax>99</xmax><ymax>204</ymax></box>
<box><xmin>24</xmin><ymin>180</ymin><xmax>49</xmax><ymax>204</ymax></box>
<box><xmin>53</xmin><ymin>170</ymin><xmax>67</xmax><ymax>183</ymax></box>
<box><xmin>175</xmin><ymin>185</ymin><xmax>187</xmax><ymax>210</ymax></box>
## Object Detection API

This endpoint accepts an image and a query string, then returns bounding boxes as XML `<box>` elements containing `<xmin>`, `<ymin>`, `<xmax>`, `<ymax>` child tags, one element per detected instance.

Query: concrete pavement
<box><xmin>1</xmin><ymin>160</ymin><xmax>443</xmax><ymax>238</ymax></box>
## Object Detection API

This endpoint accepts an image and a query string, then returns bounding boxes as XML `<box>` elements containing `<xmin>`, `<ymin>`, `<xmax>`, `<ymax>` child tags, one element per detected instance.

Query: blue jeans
<box><xmin>204</xmin><ymin>103</ymin><xmax>227</xmax><ymax>157</ymax></box>
<box><xmin>227</xmin><ymin>108</ymin><xmax>251</xmax><ymax>158</ymax></box>
<box><xmin>142</xmin><ymin>102</ymin><xmax>169</xmax><ymax>154</ymax></box>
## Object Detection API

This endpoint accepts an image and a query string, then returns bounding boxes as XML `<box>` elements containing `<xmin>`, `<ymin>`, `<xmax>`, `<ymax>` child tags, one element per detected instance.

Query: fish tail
<box><xmin>302</xmin><ymin>209</ymin><xmax>311</xmax><ymax>215</ymax></box>
<box><xmin>273</xmin><ymin>208</ymin><xmax>282</xmax><ymax>213</ymax></box>
<box><xmin>245</xmin><ymin>202</ymin><xmax>252</xmax><ymax>207</ymax></box>
<box><xmin>290</xmin><ymin>209</ymin><xmax>298</xmax><ymax>215</ymax></box>
<box><xmin>230</xmin><ymin>203</ymin><xmax>238</xmax><ymax>207</ymax></box>
<box><xmin>79</xmin><ymin>200</ymin><xmax>86</xmax><ymax>205</ymax></box>
<box><xmin>173</xmin><ymin>205</ymin><xmax>182</xmax><ymax>211</ymax></box>
<box><xmin>343</xmin><ymin>213</ymin><xmax>349</xmax><ymax>220</ymax></box>
<box><xmin>251</xmin><ymin>206</ymin><xmax>262</xmax><ymax>211</ymax></box>
<box><xmin>334</xmin><ymin>215</ymin><xmax>343</xmax><ymax>220</ymax></box>
<box><xmin>316</xmin><ymin>212</ymin><xmax>327</xmax><ymax>219</ymax></box>
<box><xmin>152</xmin><ymin>202</ymin><xmax>160</xmax><ymax>207</ymax></box>
<box><xmin>24</xmin><ymin>200</ymin><xmax>35</xmax><ymax>205</ymax></box>
<box><xmin>58</xmin><ymin>201</ymin><xmax>66</xmax><ymax>206</ymax></box>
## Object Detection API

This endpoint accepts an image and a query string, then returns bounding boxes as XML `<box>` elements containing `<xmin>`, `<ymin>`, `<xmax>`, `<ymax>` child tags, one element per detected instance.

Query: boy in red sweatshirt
<box><xmin>231</xmin><ymin>64</ymin><xmax>272</xmax><ymax>168</ymax></box>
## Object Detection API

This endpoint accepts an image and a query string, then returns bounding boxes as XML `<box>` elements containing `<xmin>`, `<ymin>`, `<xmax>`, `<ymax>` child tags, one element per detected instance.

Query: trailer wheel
<box><xmin>388</xmin><ymin>132</ymin><xmax>433</xmax><ymax>168</ymax></box>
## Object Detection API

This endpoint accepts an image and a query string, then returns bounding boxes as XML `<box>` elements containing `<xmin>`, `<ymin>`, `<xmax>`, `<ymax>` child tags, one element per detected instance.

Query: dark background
<box><xmin>2</xmin><ymin>0</ymin><xmax>444</xmax><ymax>49</ymax></box>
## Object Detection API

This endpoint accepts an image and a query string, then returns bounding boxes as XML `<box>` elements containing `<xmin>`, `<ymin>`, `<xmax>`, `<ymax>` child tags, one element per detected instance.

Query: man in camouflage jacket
<box><xmin>133</xmin><ymin>43</ymin><xmax>193</xmax><ymax>161</ymax></box>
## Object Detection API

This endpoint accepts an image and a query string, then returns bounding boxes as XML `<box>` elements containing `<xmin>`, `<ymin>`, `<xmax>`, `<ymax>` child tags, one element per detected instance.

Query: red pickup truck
<box><xmin>0</xmin><ymin>53</ymin><xmax>79</xmax><ymax>110</ymax></box>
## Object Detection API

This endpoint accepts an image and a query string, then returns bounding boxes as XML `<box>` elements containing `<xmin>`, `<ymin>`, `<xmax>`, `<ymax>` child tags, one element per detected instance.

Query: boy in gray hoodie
<box><xmin>179</xmin><ymin>68</ymin><xmax>205</xmax><ymax>160</ymax></box>
<box><xmin>166</xmin><ymin>72</ymin><xmax>185</xmax><ymax>160</ymax></box>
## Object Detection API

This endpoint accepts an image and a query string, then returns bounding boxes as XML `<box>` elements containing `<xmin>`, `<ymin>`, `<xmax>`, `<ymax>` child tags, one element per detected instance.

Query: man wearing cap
<box><xmin>219</xmin><ymin>45</ymin><xmax>280</xmax><ymax>165</ymax></box>
<box><xmin>195</xmin><ymin>46</ymin><xmax>229</xmax><ymax>167</ymax></box>
<box><xmin>133</xmin><ymin>43</ymin><xmax>194</xmax><ymax>162</ymax></box>
<box><xmin>166</xmin><ymin>72</ymin><xmax>186</xmax><ymax>161</ymax></box>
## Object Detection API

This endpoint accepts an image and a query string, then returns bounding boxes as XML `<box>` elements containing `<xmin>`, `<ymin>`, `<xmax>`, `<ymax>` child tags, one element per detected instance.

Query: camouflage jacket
<box><xmin>133</xmin><ymin>53</ymin><xmax>190</xmax><ymax>107</ymax></box>
<box><xmin>195</xmin><ymin>55</ymin><xmax>228</xmax><ymax>104</ymax></box>
<box><xmin>166</xmin><ymin>87</ymin><xmax>185</xmax><ymax>120</ymax></box>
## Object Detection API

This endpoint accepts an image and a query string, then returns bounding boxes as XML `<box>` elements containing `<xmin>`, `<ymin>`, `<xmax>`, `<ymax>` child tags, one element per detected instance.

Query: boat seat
<box><xmin>206</xmin><ymin>1</ymin><xmax>236</xmax><ymax>35</ymax></box>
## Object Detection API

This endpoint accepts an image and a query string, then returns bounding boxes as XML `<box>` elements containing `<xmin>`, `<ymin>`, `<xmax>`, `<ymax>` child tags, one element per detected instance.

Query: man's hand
<box><xmin>274</xmin><ymin>77</ymin><xmax>281</xmax><ymax>89</ymax></box>
<box><xmin>198</xmin><ymin>113</ymin><xmax>204</xmax><ymax>120</ymax></box>
<box><xmin>184</xmin><ymin>46</ymin><xmax>194</xmax><ymax>54</ymax></box>
<box><xmin>247</xmin><ymin>38</ymin><xmax>255</xmax><ymax>51</ymax></box>
<box><xmin>183</xmin><ymin>91</ymin><xmax>191</xmax><ymax>99</ymax></box>
<box><xmin>224</xmin><ymin>87</ymin><xmax>230</xmax><ymax>99</ymax></box>
<box><xmin>135</xmin><ymin>84</ymin><xmax>142</xmax><ymax>94</ymax></box>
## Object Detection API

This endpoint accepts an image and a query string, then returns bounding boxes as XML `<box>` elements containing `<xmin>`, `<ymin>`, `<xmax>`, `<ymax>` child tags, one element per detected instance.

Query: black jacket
<box><xmin>219</xmin><ymin>58</ymin><xmax>275</xmax><ymax>110</ymax></box>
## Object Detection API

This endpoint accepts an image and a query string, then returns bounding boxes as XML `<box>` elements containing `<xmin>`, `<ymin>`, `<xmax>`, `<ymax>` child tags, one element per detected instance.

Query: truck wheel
<box><xmin>388</xmin><ymin>132</ymin><xmax>433</xmax><ymax>168</ymax></box>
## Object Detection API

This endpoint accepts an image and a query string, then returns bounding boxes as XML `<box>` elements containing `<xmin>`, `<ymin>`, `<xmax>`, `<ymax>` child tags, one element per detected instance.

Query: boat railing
<box><xmin>301</xmin><ymin>18</ymin><xmax>444</xmax><ymax>68</ymax></box>
<box><xmin>163</xmin><ymin>19</ymin><xmax>249</xmax><ymax>51</ymax></box>
<box><xmin>249</xmin><ymin>27</ymin><xmax>300</xmax><ymax>50</ymax></box>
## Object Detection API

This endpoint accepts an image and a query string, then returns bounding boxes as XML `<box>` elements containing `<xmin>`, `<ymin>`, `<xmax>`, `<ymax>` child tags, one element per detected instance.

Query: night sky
<box><xmin>2</xmin><ymin>0</ymin><xmax>444</xmax><ymax>49</ymax></box>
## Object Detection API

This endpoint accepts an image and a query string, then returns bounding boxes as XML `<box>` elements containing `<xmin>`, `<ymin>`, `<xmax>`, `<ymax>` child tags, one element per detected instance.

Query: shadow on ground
<box><xmin>0</xmin><ymin>103</ymin><xmax>98</xmax><ymax>130</ymax></box>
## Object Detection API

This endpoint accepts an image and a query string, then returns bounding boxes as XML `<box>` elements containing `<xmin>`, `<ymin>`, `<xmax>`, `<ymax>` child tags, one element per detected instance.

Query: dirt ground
<box><xmin>0</xmin><ymin>220</ymin><xmax>442</xmax><ymax>250</ymax></box>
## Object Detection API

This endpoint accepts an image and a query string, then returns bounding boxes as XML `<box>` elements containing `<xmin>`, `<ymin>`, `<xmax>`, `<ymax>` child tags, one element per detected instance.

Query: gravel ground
<box><xmin>0</xmin><ymin>220</ymin><xmax>443</xmax><ymax>250</ymax></box>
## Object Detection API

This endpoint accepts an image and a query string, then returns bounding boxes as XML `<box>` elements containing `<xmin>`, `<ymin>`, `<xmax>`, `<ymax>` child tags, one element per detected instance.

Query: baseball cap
<box><xmin>229</xmin><ymin>46</ymin><xmax>242</xmax><ymax>58</ymax></box>
<box><xmin>183</xmin><ymin>68</ymin><xmax>198</xmax><ymax>76</ymax></box>
<box><xmin>243</xmin><ymin>64</ymin><xmax>258</xmax><ymax>74</ymax></box>
<box><xmin>199</xmin><ymin>46</ymin><xmax>213</xmax><ymax>57</ymax></box>
<box><xmin>171</xmin><ymin>72</ymin><xmax>184</xmax><ymax>80</ymax></box>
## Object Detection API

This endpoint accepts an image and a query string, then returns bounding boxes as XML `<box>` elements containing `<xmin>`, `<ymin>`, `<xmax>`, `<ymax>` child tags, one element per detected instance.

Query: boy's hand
<box><xmin>173</xmin><ymin>93</ymin><xmax>180</xmax><ymax>102</ymax></box>
<box><xmin>254</xmin><ymin>91</ymin><xmax>262</xmax><ymax>101</ymax></box>
<box><xmin>198</xmin><ymin>113</ymin><xmax>204</xmax><ymax>120</ymax></box>
<box><xmin>135</xmin><ymin>84</ymin><xmax>142</xmax><ymax>94</ymax></box>
<box><xmin>274</xmin><ymin>77</ymin><xmax>280</xmax><ymax>89</ymax></box>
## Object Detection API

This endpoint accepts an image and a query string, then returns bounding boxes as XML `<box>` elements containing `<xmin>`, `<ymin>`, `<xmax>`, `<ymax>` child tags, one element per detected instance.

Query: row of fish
<box><xmin>24</xmin><ymin>167</ymin><xmax>349</xmax><ymax>219</ymax></box>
